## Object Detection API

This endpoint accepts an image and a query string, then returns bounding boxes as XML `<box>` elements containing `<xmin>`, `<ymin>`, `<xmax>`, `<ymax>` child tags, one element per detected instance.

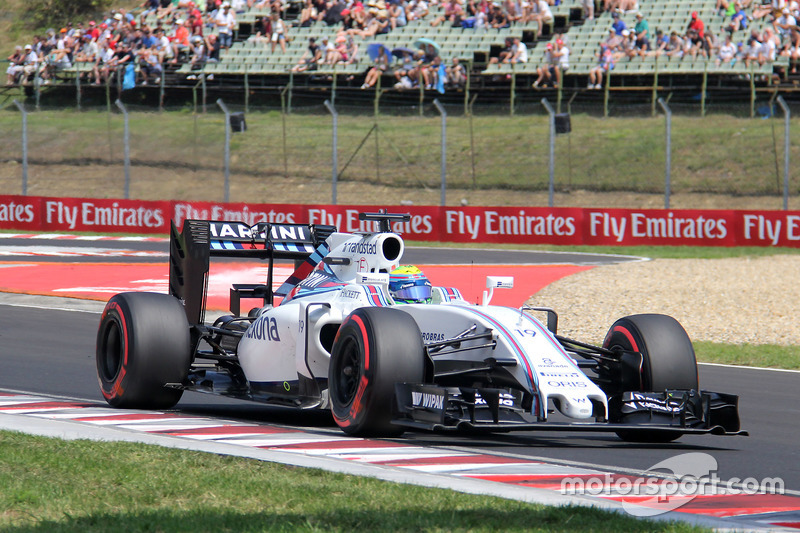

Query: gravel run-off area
<box><xmin>526</xmin><ymin>255</ymin><xmax>799</xmax><ymax>346</ymax></box>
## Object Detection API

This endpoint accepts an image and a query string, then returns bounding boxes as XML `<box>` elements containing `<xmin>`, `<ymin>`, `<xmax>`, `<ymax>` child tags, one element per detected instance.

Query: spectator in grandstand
<box><xmin>361</xmin><ymin>43</ymin><xmax>389</xmax><ymax>87</ymax></box>
<box><xmin>430</xmin><ymin>0</ymin><xmax>465</xmax><ymax>27</ymax></box>
<box><xmin>633</xmin><ymin>12</ymin><xmax>650</xmax><ymax>55</ymax></box>
<box><xmin>270</xmin><ymin>11</ymin><xmax>288</xmax><ymax>53</ymax></box>
<box><xmin>407</xmin><ymin>0</ymin><xmax>430</xmax><ymax>21</ymax></box>
<box><xmin>603</xmin><ymin>27</ymin><xmax>624</xmax><ymax>58</ymax></box>
<box><xmin>325</xmin><ymin>35</ymin><xmax>349</xmax><ymax>64</ymax></box>
<box><xmin>531</xmin><ymin>41</ymin><xmax>556</xmax><ymax>88</ymax></box>
<box><xmin>509</xmin><ymin>37</ymin><xmax>529</xmax><ymax>63</ymax></box>
<box><xmin>588</xmin><ymin>43</ymin><xmax>613</xmax><ymax>88</ymax></box>
<box><xmin>726</xmin><ymin>2</ymin><xmax>749</xmax><ymax>34</ymax></box>
<box><xmin>187</xmin><ymin>35</ymin><xmax>207</xmax><ymax>69</ymax></box>
<box><xmin>252</xmin><ymin>15</ymin><xmax>272</xmax><ymax>44</ymax></box>
<box><xmin>157</xmin><ymin>0</ymin><xmax>176</xmax><ymax>20</ymax></box>
<box><xmin>345</xmin><ymin>36</ymin><xmax>360</xmax><ymax>64</ymax></box>
<box><xmin>490</xmin><ymin>37</ymin><xmax>514</xmax><ymax>63</ymax></box>
<box><xmin>528</xmin><ymin>0</ymin><xmax>553</xmax><ymax>37</ymax></box>
<box><xmin>74</xmin><ymin>33</ymin><xmax>100</xmax><ymax>64</ymax></box>
<box><xmin>489</xmin><ymin>3</ymin><xmax>511</xmax><ymax>28</ymax></box>
<box><xmin>702</xmin><ymin>29</ymin><xmax>720</xmax><ymax>59</ymax></box>
<box><xmin>188</xmin><ymin>9</ymin><xmax>205</xmax><ymax>37</ymax></box>
<box><xmin>5</xmin><ymin>46</ymin><xmax>24</xmax><ymax>86</ymax></box>
<box><xmin>394</xmin><ymin>49</ymin><xmax>424</xmax><ymax>89</ymax></box>
<box><xmin>205</xmin><ymin>33</ymin><xmax>221</xmax><ymax>62</ymax></box>
<box><xmin>581</xmin><ymin>0</ymin><xmax>594</xmax><ymax>20</ymax></box>
<box><xmin>753</xmin><ymin>0</ymin><xmax>783</xmax><ymax>20</ymax></box>
<box><xmin>139</xmin><ymin>44</ymin><xmax>164</xmax><ymax>84</ymax></box>
<box><xmin>665</xmin><ymin>31</ymin><xmax>685</xmax><ymax>59</ymax></box>
<box><xmin>389</xmin><ymin>0</ymin><xmax>408</xmax><ymax>29</ymax></box>
<box><xmin>170</xmin><ymin>18</ymin><xmax>192</xmax><ymax>62</ymax></box>
<box><xmin>92</xmin><ymin>44</ymin><xmax>115</xmax><ymax>84</ymax></box>
<box><xmin>773</xmin><ymin>8</ymin><xmax>797</xmax><ymax>44</ymax></box>
<box><xmin>215</xmin><ymin>2</ymin><xmax>236</xmax><ymax>49</ymax></box>
<box><xmin>717</xmin><ymin>32</ymin><xmax>737</xmax><ymax>65</ymax></box>
<box><xmin>44</xmin><ymin>33</ymin><xmax>76</xmax><ymax>82</ymax></box>
<box><xmin>744</xmin><ymin>35</ymin><xmax>762</xmax><ymax>66</ymax></box>
<box><xmin>346</xmin><ymin>8</ymin><xmax>390</xmax><ymax>37</ymax></box>
<box><xmin>296</xmin><ymin>0</ymin><xmax>318</xmax><ymax>27</ymax></box>
<box><xmin>445</xmin><ymin>56</ymin><xmax>466</xmax><ymax>87</ymax></box>
<box><xmin>790</xmin><ymin>33</ymin><xmax>800</xmax><ymax>72</ymax></box>
<box><xmin>140</xmin><ymin>0</ymin><xmax>160</xmax><ymax>17</ymax></box>
<box><xmin>611</xmin><ymin>12</ymin><xmax>627</xmax><ymax>35</ymax></box>
<box><xmin>760</xmin><ymin>27</ymin><xmax>779</xmax><ymax>63</ymax></box>
<box><xmin>95</xmin><ymin>42</ymin><xmax>133</xmax><ymax>85</ymax></box>
<box><xmin>155</xmin><ymin>27</ymin><xmax>175</xmax><ymax>63</ymax></box>
<box><xmin>421</xmin><ymin>54</ymin><xmax>442</xmax><ymax>89</ymax></box>
<box><xmin>620</xmin><ymin>29</ymin><xmax>637</xmax><ymax>60</ymax></box>
<box><xmin>464</xmin><ymin>0</ymin><xmax>489</xmax><ymax>27</ymax></box>
<box><xmin>685</xmin><ymin>11</ymin><xmax>705</xmax><ymax>49</ymax></box>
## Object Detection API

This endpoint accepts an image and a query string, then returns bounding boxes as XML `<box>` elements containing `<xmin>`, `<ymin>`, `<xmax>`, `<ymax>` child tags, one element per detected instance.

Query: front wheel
<box><xmin>603</xmin><ymin>313</ymin><xmax>698</xmax><ymax>443</ymax></box>
<box><xmin>96</xmin><ymin>292</ymin><xmax>191</xmax><ymax>410</ymax></box>
<box><xmin>329</xmin><ymin>307</ymin><xmax>425</xmax><ymax>437</ymax></box>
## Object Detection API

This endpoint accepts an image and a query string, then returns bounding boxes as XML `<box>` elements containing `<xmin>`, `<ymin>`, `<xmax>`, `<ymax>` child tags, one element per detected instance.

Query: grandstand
<box><xmin>175</xmin><ymin>2</ymin><xmax>790</xmax><ymax>83</ymax></box>
<box><xmin>13</xmin><ymin>0</ymin><xmax>799</xmax><ymax>107</ymax></box>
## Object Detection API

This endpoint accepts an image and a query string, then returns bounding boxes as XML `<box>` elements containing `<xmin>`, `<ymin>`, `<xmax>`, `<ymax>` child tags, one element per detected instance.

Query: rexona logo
<box><xmin>245</xmin><ymin>316</ymin><xmax>281</xmax><ymax>342</ymax></box>
<box><xmin>412</xmin><ymin>391</ymin><xmax>445</xmax><ymax>410</ymax></box>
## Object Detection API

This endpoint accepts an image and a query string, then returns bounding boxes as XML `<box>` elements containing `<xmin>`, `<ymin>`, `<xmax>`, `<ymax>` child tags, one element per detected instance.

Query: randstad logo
<box><xmin>561</xmin><ymin>452</ymin><xmax>784</xmax><ymax>517</ymax></box>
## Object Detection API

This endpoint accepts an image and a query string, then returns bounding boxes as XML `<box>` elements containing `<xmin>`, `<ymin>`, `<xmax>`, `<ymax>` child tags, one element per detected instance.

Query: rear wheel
<box><xmin>329</xmin><ymin>307</ymin><xmax>425</xmax><ymax>437</ymax></box>
<box><xmin>96</xmin><ymin>292</ymin><xmax>191</xmax><ymax>409</ymax></box>
<box><xmin>603</xmin><ymin>313</ymin><xmax>698</xmax><ymax>443</ymax></box>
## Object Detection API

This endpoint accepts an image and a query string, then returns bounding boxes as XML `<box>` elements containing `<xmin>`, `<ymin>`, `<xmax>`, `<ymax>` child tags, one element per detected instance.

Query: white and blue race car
<box><xmin>96</xmin><ymin>211</ymin><xmax>745</xmax><ymax>442</ymax></box>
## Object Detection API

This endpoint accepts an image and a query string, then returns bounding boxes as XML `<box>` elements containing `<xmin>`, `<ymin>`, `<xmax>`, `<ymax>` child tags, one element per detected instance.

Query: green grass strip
<box><xmin>0</xmin><ymin>432</ymin><xmax>707</xmax><ymax>532</ymax></box>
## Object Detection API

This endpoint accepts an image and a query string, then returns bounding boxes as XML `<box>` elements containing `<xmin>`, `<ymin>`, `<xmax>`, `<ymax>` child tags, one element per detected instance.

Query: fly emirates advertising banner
<box><xmin>2</xmin><ymin>195</ymin><xmax>800</xmax><ymax>248</ymax></box>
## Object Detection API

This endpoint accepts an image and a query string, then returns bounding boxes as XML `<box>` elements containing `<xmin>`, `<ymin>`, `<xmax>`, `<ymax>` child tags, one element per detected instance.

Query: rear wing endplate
<box><xmin>169</xmin><ymin>220</ymin><xmax>336</xmax><ymax>324</ymax></box>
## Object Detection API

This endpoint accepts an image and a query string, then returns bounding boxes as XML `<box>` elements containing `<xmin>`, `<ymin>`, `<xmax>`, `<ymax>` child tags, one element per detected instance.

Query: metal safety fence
<box><xmin>0</xmin><ymin>97</ymin><xmax>797</xmax><ymax>210</ymax></box>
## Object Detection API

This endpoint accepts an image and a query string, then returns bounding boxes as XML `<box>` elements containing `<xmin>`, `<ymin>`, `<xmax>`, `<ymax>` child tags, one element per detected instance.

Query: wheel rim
<box><xmin>100</xmin><ymin>319</ymin><xmax>123</xmax><ymax>382</ymax></box>
<box><xmin>332</xmin><ymin>336</ymin><xmax>361</xmax><ymax>407</ymax></box>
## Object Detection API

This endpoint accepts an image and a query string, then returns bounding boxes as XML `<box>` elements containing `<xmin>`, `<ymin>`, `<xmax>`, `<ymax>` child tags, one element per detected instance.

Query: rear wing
<box><xmin>169</xmin><ymin>220</ymin><xmax>336</xmax><ymax>324</ymax></box>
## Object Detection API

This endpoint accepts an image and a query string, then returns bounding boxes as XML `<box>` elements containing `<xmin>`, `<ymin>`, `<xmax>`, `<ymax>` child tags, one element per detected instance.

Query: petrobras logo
<box><xmin>421</xmin><ymin>332</ymin><xmax>446</xmax><ymax>342</ymax></box>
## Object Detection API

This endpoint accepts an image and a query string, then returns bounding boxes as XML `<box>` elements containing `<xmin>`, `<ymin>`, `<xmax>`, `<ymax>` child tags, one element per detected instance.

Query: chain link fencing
<box><xmin>0</xmin><ymin>96</ymin><xmax>797</xmax><ymax>210</ymax></box>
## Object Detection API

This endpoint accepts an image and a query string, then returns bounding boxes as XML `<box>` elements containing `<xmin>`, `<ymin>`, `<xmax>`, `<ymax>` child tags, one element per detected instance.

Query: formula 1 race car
<box><xmin>96</xmin><ymin>211</ymin><xmax>745</xmax><ymax>442</ymax></box>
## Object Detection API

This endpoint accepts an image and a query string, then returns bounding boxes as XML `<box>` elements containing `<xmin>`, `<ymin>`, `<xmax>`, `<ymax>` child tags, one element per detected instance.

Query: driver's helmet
<box><xmin>389</xmin><ymin>265</ymin><xmax>432</xmax><ymax>304</ymax></box>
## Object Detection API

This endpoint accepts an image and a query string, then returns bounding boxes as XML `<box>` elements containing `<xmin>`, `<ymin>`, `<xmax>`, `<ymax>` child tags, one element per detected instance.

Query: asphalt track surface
<box><xmin>0</xmin><ymin>236</ymin><xmax>796</xmax><ymax>496</ymax></box>
<box><xmin>0</xmin><ymin>234</ymin><xmax>638</xmax><ymax>265</ymax></box>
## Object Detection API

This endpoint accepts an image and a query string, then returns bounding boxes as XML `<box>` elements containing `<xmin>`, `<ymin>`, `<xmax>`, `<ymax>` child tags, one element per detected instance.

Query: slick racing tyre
<box><xmin>329</xmin><ymin>307</ymin><xmax>425</xmax><ymax>437</ymax></box>
<box><xmin>97</xmin><ymin>292</ymin><xmax>191</xmax><ymax>410</ymax></box>
<box><xmin>603</xmin><ymin>313</ymin><xmax>699</xmax><ymax>443</ymax></box>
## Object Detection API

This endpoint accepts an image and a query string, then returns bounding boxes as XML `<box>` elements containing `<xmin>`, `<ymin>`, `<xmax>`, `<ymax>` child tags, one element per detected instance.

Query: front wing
<box><xmin>393</xmin><ymin>384</ymin><xmax>747</xmax><ymax>437</ymax></box>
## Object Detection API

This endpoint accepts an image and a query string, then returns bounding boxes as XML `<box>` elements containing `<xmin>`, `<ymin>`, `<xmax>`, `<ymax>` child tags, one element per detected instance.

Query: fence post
<box><xmin>76</xmin><ymin>61</ymin><xmax>82</xmax><ymax>110</ymax></box>
<box><xmin>510</xmin><ymin>66</ymin><xmax>516</xmax><ymax>117</ymax></box>
<box><xmin>324</xmin><ymin>99</ymin><xmax>338</xmax><ymax>205</ymax></box>
<box><xmin>12</xmin><ymin>100</ymin><xmax>28</xmax><ymax>196</ymax></box>
<box><xmin>216</xmin><ymin>98</ymin><xmax>232</xmax><ymax>203</ymax></box>
<box><xmin>540</xmin><ymin>98</ymin><xmax>555</xmax><ymax>208</ymax></box>
<box><xmin>433</xmin><ymin>99</ymin><xmax>447</xmax><ymax>206</ymax></box>
<box><xmin>115</xmin><ymin>99</ymin><xmax>131</xmax><ymax>199</ymax></box>
<box><xmin>658</xmin><ymin>97</ymin><xmax>672</xmax><ymax>210</ymax></box>
<box><xmin>280</xmin><ymin>86</ymin><xmax>289</xmax><ymax>179</ymax></box>
<box><xmin>777</xmin><ymin>95</ymin><xmax>790</xmax><ymax>210</ymax></box>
